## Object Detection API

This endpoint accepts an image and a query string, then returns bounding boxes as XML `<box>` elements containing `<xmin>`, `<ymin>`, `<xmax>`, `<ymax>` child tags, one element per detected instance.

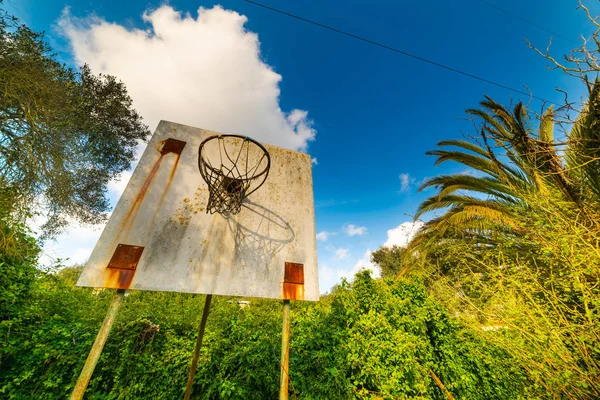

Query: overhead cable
<box><xmin>244</xmin><ymin>0</ymin><xmax>551</xmax><ymax>103</ymax></box>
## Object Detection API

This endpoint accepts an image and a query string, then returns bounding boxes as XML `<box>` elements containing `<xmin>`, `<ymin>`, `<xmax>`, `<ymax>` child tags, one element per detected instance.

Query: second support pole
<box><xmin>184</xmin><ymin>294</ymin><xmax>213</xmax><ymax>400</ymax></box>
<box><xmin>279</xmin><ymin>299</ymin><xmax>290</xmax><ymax>400</ymax></box>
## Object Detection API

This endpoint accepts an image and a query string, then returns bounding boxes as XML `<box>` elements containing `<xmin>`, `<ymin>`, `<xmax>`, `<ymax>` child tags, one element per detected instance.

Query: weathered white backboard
<box><xmin>77</xmin><ymin>121</ymin><xmax>318</xmax><ymax>301</ymax></box>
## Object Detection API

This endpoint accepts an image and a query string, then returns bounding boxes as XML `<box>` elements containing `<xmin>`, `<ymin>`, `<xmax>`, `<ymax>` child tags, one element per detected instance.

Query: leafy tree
<box><xmin>421</xmin><ymin>200</ymin><xmax>600</xmax><ymax>398</ymax></box>
<box><xmin>0</xmin><ymin>5</ymin><xmax>149</xmax><ymax>237</ymax></box>
<box><xmin>0</xmin><ymin>215</ymin><xmax>39</xmax><ymax>321</ymax></box>
<box><xmin>370</xmin><ymin>245</ymin><xmax>408</xmax><ymax>278</ymax></box>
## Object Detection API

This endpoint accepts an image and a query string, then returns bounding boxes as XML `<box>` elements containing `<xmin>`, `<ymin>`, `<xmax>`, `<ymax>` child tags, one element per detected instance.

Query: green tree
<box><xmin>0</xmin><ymin>214</ymin><xmax>39</xmax><ymax>321</ymax></box>
<box><xmin>370</xmin><ymin>245</ymin><xmax>408</xmax><ymax>278</ymax></box>
<box><xmin>0</xmin><ymin>5</ymin><xmax>149</xmax><ymax>238</ymax></box>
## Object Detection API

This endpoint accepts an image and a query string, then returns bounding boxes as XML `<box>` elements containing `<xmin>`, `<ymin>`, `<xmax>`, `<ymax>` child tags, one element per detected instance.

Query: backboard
<box><xmin>77</xmin><ymin>121</ymin><xmax>318</xmax><ymax>301</ymax></box>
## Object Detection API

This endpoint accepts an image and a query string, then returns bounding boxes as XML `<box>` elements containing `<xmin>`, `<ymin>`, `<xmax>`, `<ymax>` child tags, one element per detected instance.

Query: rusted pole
<box><xmin>184</xmin><ymin>294</ymin><xmax>213</xmax><ymax>400</ymax></box>
<box><xmin>70</xmin><ymin>289</ymin><xmax>126</xmax><ymax>400</ymax></box>
<box><xmin>279</xmin><ymin>299</ymin><xmax>290</xmax><ymax>400</ymax></box>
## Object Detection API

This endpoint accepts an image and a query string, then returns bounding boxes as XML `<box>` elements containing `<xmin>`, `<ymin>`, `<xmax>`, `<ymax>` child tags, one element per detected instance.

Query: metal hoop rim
<box><xmin>198</xmin><ymin>134</ymin><xmax>271</xmax><ymax>183</ymax></box>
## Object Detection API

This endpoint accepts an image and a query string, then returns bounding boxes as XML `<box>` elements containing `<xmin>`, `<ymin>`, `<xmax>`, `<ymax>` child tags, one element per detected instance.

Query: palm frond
<box><xmin>436</xmin><ymin>140</ymin><xmax>490</xmax><ymax>157</ymax></box>
<box><xmin>412</xmin><ymin>90</ymin><xmax>599</xmax><ymax>256</ymax></box>
<box><xmin>419</xmin><ymin>174</ymin><xmax>517</xmax><ymax>203</ymax></box>
<box><xmin>566</xmin><ymin>79</ymin><xmax>600</xmax><ymax>203</ymax></box>
<box><xmin>467</xmin><ymin>107</ymin><xmax>514</xmax><ymax>141</ymax></box>
<box><xmin>415</xmin><ymin>194</ymin><xmax>510</xmax><ymax>219</ymax></box>
<box><xmin>425</xmin><ymin>150</ymin><xmax>497</xmax><ymax>175</ymax></box>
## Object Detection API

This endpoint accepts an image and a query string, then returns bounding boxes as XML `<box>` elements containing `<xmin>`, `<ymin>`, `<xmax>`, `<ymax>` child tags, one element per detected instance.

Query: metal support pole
<box><xmin>184</xmin><ymin>294</ymin><xmax>213</xmax><ymax>400</ymax></box>
<box><xmin>279</xmin><ymin>299</ymin><xmax>290</xmax><ymax>400</ymax></box>
<box><xmin>71</xmin><ymin>289</ymin><xmax>126</xmax><ymax>400</ymax></box>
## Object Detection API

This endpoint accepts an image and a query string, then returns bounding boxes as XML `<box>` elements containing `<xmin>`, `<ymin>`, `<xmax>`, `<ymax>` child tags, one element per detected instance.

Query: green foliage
<box><xmin>421</xmin><ymin>197</ymin><xmax>600</xmax><ymax>398</ymax></box>
<box><xmin>412</xmin><ymin>90</ymin><xmax>600</xmax><ymax>246</ymax></box>
<box><xmin>0</xmin><ymin>216</ymin><xmax>39</xmax><ymax>322</ymax></box>
<box><xmin>414</xmin><ymin>85</ymin><xmax>600</xmax><ymax>398</ymax></box>
<box><xmin>0</xmin><ymin>269</ymin><xmax>527</xmax><ymax>399</ymax></box>
<box><xmin>370</xmin><ymin>245</ymin><xmax>408</xmax><ymax>278</ymax></box>
<box><xmin>3</xmin><ymin>4</ymin><xmax>595</xmax><ymax>399</ymax></box>
<box><xmin>0</xmin><ymin>6</ymin><xmax>149</xmax><ymax>237</ymax></box>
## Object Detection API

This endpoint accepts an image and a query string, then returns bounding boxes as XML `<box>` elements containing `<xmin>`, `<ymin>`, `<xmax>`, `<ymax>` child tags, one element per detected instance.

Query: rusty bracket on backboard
<box><xmin>107</xmin><ymin>244</ymin><xmax>144</xmax><ymax>270</ymax></box>
<box><xmin>159</xmin><ymin>138</ymin><xmax>187</xmax><ymax>155</ymax></box>
<box><xmin>283</xmin><ymin>262</ymin><xmax>304</xmax><ymax>301</ymax></box>
<box><xmin>284</xmin><ymin>262</ymin><xmax>304</xmax><ymax>284</ymax></box>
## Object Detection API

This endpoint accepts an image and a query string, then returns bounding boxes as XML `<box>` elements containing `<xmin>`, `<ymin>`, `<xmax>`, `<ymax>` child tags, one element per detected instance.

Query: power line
<box><xmin>243</xmin><ymin>0</ymin><xmax>550</xmax><ymax>103</ymax></box>
<box><xmin>475</xmin><ymin>0</ymin><xmax>576</xmax><ymax>44</ymax></box>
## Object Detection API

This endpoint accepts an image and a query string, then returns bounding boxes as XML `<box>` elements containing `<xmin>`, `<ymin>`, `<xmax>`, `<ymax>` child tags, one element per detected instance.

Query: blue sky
<box><xmin>9</xmin><ymin>0</ymin><xmax>596</xmax><ymax>291</ymax></box>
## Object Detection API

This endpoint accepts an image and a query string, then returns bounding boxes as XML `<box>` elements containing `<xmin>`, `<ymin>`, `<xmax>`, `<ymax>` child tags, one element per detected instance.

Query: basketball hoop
<box><xmin>198</xmin><ymin>134</ymin><xmax>271</xmax><ymax>215</ymax></box>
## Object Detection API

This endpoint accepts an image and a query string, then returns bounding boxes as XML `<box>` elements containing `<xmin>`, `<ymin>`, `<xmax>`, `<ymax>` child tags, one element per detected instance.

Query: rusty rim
<box><xmin>198</xmin><ymin>134</ymin><xmax>271</xmax><ymax>214</ymax></box>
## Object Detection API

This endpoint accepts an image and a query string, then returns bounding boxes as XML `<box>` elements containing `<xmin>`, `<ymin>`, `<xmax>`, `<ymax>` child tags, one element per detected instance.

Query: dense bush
<box><xmin>0</xmin><ymin>269</ymin><xmax>529</xmax><ymax>399</ymax></box>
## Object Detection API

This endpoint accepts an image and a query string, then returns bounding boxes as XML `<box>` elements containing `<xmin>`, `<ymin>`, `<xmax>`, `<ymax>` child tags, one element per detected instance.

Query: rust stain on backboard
<box><xmin>116</xmin><ymin>153</ymin><xmax>165</xmax><ymax>241</ymax></box>
<box><xmin>283</xmin><ymin>283</ymin><xmax>304</xmax><ymax>300</ymax></box>
<box><xmin>105</xmin><ymin>139</ymin><xmax>186</xmax><ymax>288</ymax></box>
<box><xmin>150</xmin><ymin>149</ymin><xmax>183</xmax><ymax>226</ymax></box>
<box><xmin>106</xmin><ymin>268</ymin><xmax>137</xmax><ymax>289</ymax></box>
<box><xmin>283</xmin><ymin>262</ymin><xmax>304</xmax><ymax>300</ymax></box>
<box><xmin>115</xmin><ymin>138</ymin><xmax>187</xmax><ymax>242</ymax></box>
<box><xmin>105</xmin><ymin>244</ymin><xmax>144</xmax><ymax>289</ymax></box>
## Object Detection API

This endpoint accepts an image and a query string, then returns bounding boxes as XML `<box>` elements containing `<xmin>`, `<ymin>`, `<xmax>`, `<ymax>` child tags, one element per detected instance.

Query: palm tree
<box><xmin>412</xmin><ymin>82</ymin><xmax>600</xmax><ymax>247</ymax></box>
<box><xmin>410</xmin><ymin>84</ymin><xmax>600</xmax><ymax>400</ymax></box>
<box><xmin>565</xmin><ymin>83</ymin><xmax>600</xmax><ymax>206</ymax></box>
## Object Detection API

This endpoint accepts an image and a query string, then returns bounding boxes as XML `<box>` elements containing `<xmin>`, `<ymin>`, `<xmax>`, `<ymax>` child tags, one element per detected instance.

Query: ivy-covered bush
<box><xmin>0</xmin><ymin>269</ymin><xmax>529</xmax><ymax>399</ymax></box>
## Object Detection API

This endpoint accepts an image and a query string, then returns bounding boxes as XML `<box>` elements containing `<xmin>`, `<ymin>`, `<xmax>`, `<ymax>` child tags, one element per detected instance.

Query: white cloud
<box><xmin>399</xmin><ymin>173</ymin><xmax>413</xmax><ymax>192</ymax></box>
<box><xmin>316</xmin><ymin>231</ymin><xmax>330</xmax><ymax>242</ymax></box>
<box><xmin>383</xmin><ymin>221</ymin><xmax>424</xmax><ymax>247</ymax></box>
<box><xmin>46</xmin><ymin>5</ymin><xmax>319</xmax><ymax>267</ymax></box>
<box><xmin>311</xmin><ymin>157</ymin><xmax>318</xmax><ymax>165</ymax></box>
<box><xmin>338</xmin><ymin>249</ymin><xmax>380</xmax><ymax>281</ymax></box>
<box><xmin>344</xmin><ymin>224</ymin><xmax>367</xmax><ymax>236</ymax></box>
<box><xmin>38</xmin><ymin>222</ymin><xmax>104</xmax><ymax>266</ymax></box>
<box><xmin>318</xmin><ymin>263</ymin><xmax>338</xmax><ymax>293</ymax></box>
<box><xmin>335</xmin><ymin>248</ymin><xmax>349</xmax><ymax>260</ymax></box>
<box><xmin>322</xmin><ymin>221</ymin><xmax>423</xmax><ymax>291</ymax></box>
<box><xmin>58</xmin><ymin>5</ymin><xmax>316</xmax><ymax>152</ymax></box>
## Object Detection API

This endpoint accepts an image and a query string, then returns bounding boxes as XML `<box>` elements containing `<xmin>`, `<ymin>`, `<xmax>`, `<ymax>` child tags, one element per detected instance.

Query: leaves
<box><xmin>413</xmin><ymin>89</ymin><xmax>600</xmax><ymax>398</ymax></box>
<box><xmin>0</xmin><ymin>8</ymin><xmax>150</xmax><ymax>237</ymax></box>
<box><xmin>0</xmin><ymin>269</ymin><xmax>529</xmax><ymax>399</ymax></box>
